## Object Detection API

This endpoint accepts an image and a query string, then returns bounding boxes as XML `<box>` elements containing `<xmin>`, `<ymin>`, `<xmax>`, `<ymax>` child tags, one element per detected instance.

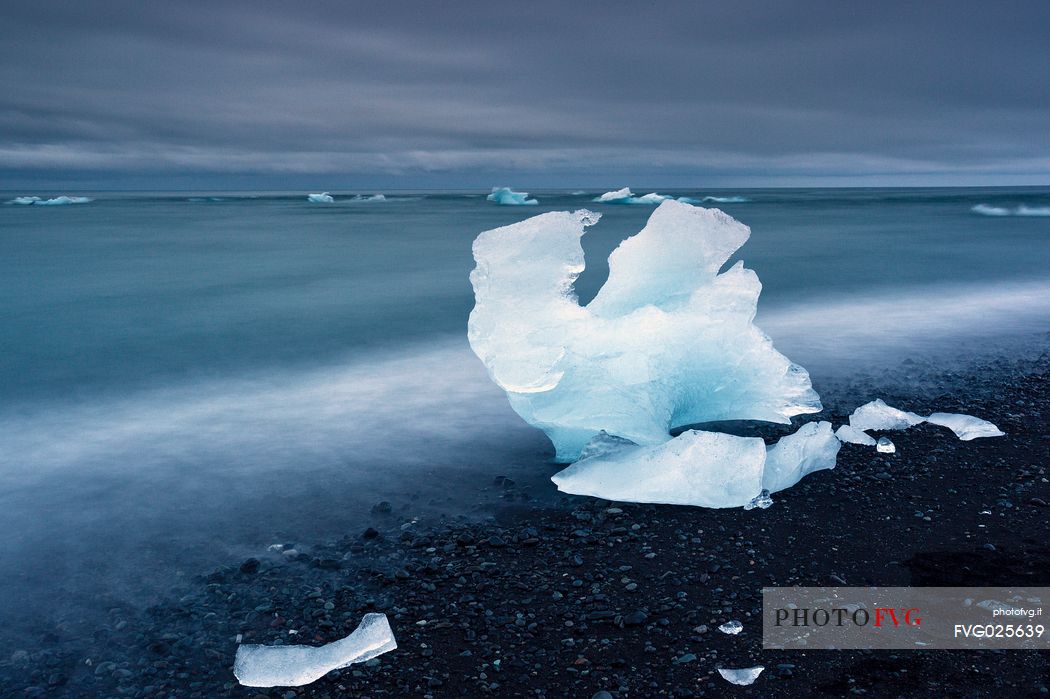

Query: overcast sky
<box><xmin>3</xmin><ymin>0</ymin><xmax>1049</xmax><ymax>189</ymax></box>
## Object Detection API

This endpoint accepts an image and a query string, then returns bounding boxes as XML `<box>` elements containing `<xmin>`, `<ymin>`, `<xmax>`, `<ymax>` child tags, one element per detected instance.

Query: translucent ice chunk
<box><xmin>577</xmin><ymin>430</ymin><xmax>638</xmax><ymax>461</ymax></box>
<box><xmin>849</xmin><ymin>399</ymin><xmax>924</xmax><ymax>431</ymax></box>
<box><xmin>763</xmin><ymin>421</ymin><xmax>840</xmax><ymax>494</ymax></box>
<box><xmin>307</xmin><ymin>192</ymin><xmax>334</xmax><ymax>203</ymax></box>
<box><xmin>468</xmin><ymin>201</ymin><xmax>822</xmax><ymax>461</ymax></box>
<box><xmin>550</xmin><ymin>430</ymin><xmax>768</xmax><ymax>508</ymax></box>
<box><xmin>876</xmin><ymin>436</ymin><xmax>896</xmax><ymax>453</ymax></box>
<box><xmin>835</xmin><ymin>425</ymin><xmax>876</xmax><ymax>446</ymax></box>
<box><xmin>718</xmin><ymin>620</ymin><xmax>744</xmax><ymax>635</ymax></box>
<box><xmin>234</xmin><ymin>613</ymin><xmax>396</xmax><ymax>687</ymax></box>
<box><xmin>487</xmin><ymin>187</ymin><xmax>538</xmax><ymax>205</ymax></box>
<box><xmin>592</xmin><ymin>187</ymin><xmax>672</xmax><ymax>204</ymax></box>
<box><xmin>925</xmin><ymin>413</ymin><xmax>1004</xmax><ymax>441</ymax></box>
<box><xmin>718</xmin><ymin>666</ymin><xmax>764</xmax><ymax>685</ymax></box>
<box><xmin>743</xmin><ymin>489</ymin><xmax>773</xmax><ymax>510</ymax></box>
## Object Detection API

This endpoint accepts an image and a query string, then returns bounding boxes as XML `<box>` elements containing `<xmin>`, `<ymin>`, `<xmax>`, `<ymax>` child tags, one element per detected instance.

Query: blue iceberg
<box><xmin>468</xmin><ymin>199</ymin><xmax>822</xmax><ymax>463</ymax></box>
<box><xmin>487</xmin><ymin>187</ymin><xmax>538</xmax><ymax>205</ymax></box>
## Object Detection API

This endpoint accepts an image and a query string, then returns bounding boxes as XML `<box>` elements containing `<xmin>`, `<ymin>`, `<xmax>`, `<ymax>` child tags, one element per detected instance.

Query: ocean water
<box><xmin>1</xmin><ymin>187</ymin><xmax>1049</xmax><ymax>653</ymax></box>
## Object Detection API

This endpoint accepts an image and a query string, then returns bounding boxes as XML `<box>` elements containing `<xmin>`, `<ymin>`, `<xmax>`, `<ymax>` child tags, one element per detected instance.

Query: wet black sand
<box><xmin>4</xmin><ymin>354</ymin><xmax>1049</xmax><ymax>698</ymax></box>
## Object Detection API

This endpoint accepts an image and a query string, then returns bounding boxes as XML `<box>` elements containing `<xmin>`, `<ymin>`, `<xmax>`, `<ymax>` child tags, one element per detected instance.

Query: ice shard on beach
<box><xmin>468</xmin><ymin>199</ymin><xmax>822</xmax><ymax>462</ymax></box>
<box><xmin>718</xmin><ymin>666</ymin><xmax>764</xmax><ymax>686</ymax></box>
<box><xmin>835</xmin><ymin>424</ymin><xmax>877</xmax><ymax>446</ymax></box>
<box><xmin>234</xmin><ymin>613</ymin><xmax>396</xmax><ymax>687</ymax></box>
<box><xmin>763</xmin><ymin>421</ymin><xmax>840</xmax><ymax>494</ymax></box>
<box><xmin>848</xmin><ymin>399</ymin><xmax>924</xmax><ymax>431</ymax></box>
<box><xmin>926</xmin><ymin>412</ymin><xmax>1005</xmax><ymax>441</ymax></box>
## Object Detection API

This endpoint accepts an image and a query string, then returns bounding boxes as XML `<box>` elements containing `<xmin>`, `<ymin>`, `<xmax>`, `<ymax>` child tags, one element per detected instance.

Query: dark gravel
<box><xmin>3</xmin><ymin>355</ymin><xmax>1049</xmax><ymax>698</ymax></box>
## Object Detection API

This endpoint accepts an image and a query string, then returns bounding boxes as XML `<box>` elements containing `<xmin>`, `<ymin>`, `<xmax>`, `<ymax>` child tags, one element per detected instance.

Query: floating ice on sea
<box><xmin>743</xmin><ymin>489</ymin><xmax>773</xmax><ymax>510</ymax></box>
<box><xmin>592</xmin><ymin>187</ymin><xmax>673</xmax><ymax>204</ymax></box>
<box><xmin>718</xmin><ymin>666</ymin><xmax>764</xmax><ymax>686</ymax></box>
<box><xmin>594</xmin><ymin>187</ymin><xmax>634</xmax><ymax>202</ymax></box>
<box><xmin>353</xmin><ymin>193</ymin><xmax>386</xmax><ymax>202</ymax></box>
<box><xmin>6</xmin><ymin>195</ymin><xmax>92</xmax><ymax>205</ymax></box>
<box><xmin>925</xmin><ymin>412</ymin><xmax>1004</xmax><ymax>441</ymax></box>
<box><xmin>971</xmin><ymin>204</ymin><xmax>1010</xmax><ymax>216</ymax></box>
<box><xmin>972</xmin><ymin>203</ymin><xmax>1050</xmax><ymax>217</ymax></box>
<box><xmin>551</xmin><ymin>430</ymin><xmax>768</xmax><ymax>508</ymax></box>
<box><xmin>487</xmin><ymin>187</ymin><xmax>538</xmax><ymax>205</ymax></box>
<box><xmin>468</xmin><ymin>200</ymin><xmax>821</xmax><ymax>461</ymax></box>
<box><xmin>835</xmin><ymin>424</ymin><xmax>877</xmax><ymax>446</ymax></box>
<box><xmin>703</xmin><ymin>196</ymin><xmax>749</xmax><ymax>203</ymax></box>
<box><xmin>234</xmin><ymin>613</ymin><xmax>396</xmax><ymax>687</ymax></box>
<box><xmin>876</xmin><ymin>436</ymin><xmax>896</xmax><ymax>453</ymax></box>
<box><xmin>849</xmin><ymin>399</ymin><xmax>924</xmax><ymax>431</ymax></box>
<box><xmin>763</xmin><ymin>421</ymin><xmax>840</xmax><ymax>494</ymax></box>
<box><xmin>718</xmin><ymin>620</ymin><xmax>744</xmax><ymax>635</ymax></box>
<box><xmin>307</xmin><ymin>192</ymin><xmax>334</xmax><ymax>203</ymax></box>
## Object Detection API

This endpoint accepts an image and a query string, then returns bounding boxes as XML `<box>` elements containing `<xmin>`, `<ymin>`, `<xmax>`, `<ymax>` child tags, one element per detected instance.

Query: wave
<box><xmin>701</xmin><ymin>196</ymin><xmax>749</xmax><ymax>204</ymax></box>
<box><xmin>6</xmin><ymin>195</ymin><xmax>93</xmax><ymax>206</ymax></box>
<box><xmin>352</xmin><ymin>194</ymin><xmax>386</xmax><ymax>202</ymax></box>
<box><xmin>486</xmin><ymin>187</ymin><xmax>538</xmax><ymax>205</ymax></box>
<box><xmin>759</xmin><ymin>279</ymin><xmax>1050</xmax><ymax>374</ymax></box>
<box><xmin>972</xmin><ymin>203</ymin><xmax>1050</xmax><ymax>217</ymax></box>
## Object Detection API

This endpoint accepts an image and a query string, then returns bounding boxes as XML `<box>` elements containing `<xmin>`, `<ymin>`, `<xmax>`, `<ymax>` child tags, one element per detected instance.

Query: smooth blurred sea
<box><xmin>1</xmin><ymin>187</ymin><xmax>1048</xmax><ymax>650</ymax></box>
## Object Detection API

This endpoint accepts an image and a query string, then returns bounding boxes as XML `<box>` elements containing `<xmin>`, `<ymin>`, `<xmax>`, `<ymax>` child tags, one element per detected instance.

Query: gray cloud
<box><xmin>2</xmin><ymin>0</ymin><xmax>1048</xmax><ymax>187</ymax></box>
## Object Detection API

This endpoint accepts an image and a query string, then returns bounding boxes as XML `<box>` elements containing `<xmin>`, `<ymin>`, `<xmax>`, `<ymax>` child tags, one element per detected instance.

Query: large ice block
<box><xmin>468</xmin><ymin>200</ymin><xmax>822</xmax><ymax>461</ymax></box>
<box><xmin>550</xmin><ymin>430</ymin><xmax>767</xmax><ymax>508</ymax></box>
<box><xmin>234</xmin><ymin>613</ymin><xmax>396</xmax><ymax>687</ymax></box>
<box><xmin>551</xmin><ymin>421</ymin><xmax>840</xmax><ymax>508</ymax></box>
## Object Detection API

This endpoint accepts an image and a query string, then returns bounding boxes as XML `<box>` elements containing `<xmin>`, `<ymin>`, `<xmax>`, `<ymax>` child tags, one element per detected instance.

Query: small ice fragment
<box><xmin>849</xmin><ymin>399</ymin><xmax>924</xmax><ymax>431</ymax></box>
<box><xmin>6</xmin><ymin>196</ymin><xmax>41</xmax><ymax>205</ymax></box>
<box><xmin>925</xmin><ymin>412</ymin><xmax>1004</xmax><ymax>441</ymax></box>
<box><xmin>7</xmin><ymin>195</ymin><xmax>93</xmax><ymax>205</ymax></box>
<box><xmin>307</xmin><ymin>192</ymin><xmax>334</xmax><ymax>203</ymax></box>
<box><xmin>718</xmin><ymin>620</ymin><xmax>744</xmax><ymax>635</ymax></box>
<box><xmin>718</xmin><ymin>666</ymin><xmax>764</xmax><ymax>686</ymax></box>
<box><xmin>592</xmin><ymin>187</ymin><xmax>672</xmax><ymax>204</ymax></box>
<box><xmin>234</xmin><ymin>613</ymin><xmax>396</xmax><ymax>687</ymax></box>
<box><xmin>486</xmin><ymin>187</ymin><xmax>538</xmax><ymax>205</ymax></box>
<box><xmin>876</xmin><ymin>437</ymin><xmax>896</xmax><ymax>453</ymax></box>
<box><xmin>743</xmin><ymin>490</ymin><xmax>773</xmax><ymax>510</ymax></box>
<box><xmin>835</xmin><ymin>425</ymin><xmax>876</xmax><ymax>446</ymax></box>
<box><xmin>763</xmin><ymin>421</ymin><xmax>840</xmax><ymax>494</ymax></box>
<box><xmin>352</xmin><ymin>193</ymin><xmax>386</xmax><ymax>202</ymax></box>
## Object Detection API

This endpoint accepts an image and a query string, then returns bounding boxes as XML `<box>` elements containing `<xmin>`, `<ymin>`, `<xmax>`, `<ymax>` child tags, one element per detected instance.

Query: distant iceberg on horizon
<box><xmin>595</xmin><ymin>188</ymin><xmax>749</xmax><ymax>205</ymax></box>
<box><xmin>487</xmin><ymin>187</ymin><xmax>538</xmax><ymax>205</ymax></box>
<box><xmin>6</xmin><ymin>195</ymin><xmax>93</xmax><ymax>206</ymax></box>
<box><xmin>972</xmin><ymin>203</ymin><xmax>1050</xmax><ymax>217</ymax></box>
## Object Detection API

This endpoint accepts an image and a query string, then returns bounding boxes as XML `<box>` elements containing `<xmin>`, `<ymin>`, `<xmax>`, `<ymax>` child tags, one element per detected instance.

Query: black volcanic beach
<box><xmin>3</xmin><ymin>352</ymin><xmax>1047</xmax><ymax>698</ymax></box>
